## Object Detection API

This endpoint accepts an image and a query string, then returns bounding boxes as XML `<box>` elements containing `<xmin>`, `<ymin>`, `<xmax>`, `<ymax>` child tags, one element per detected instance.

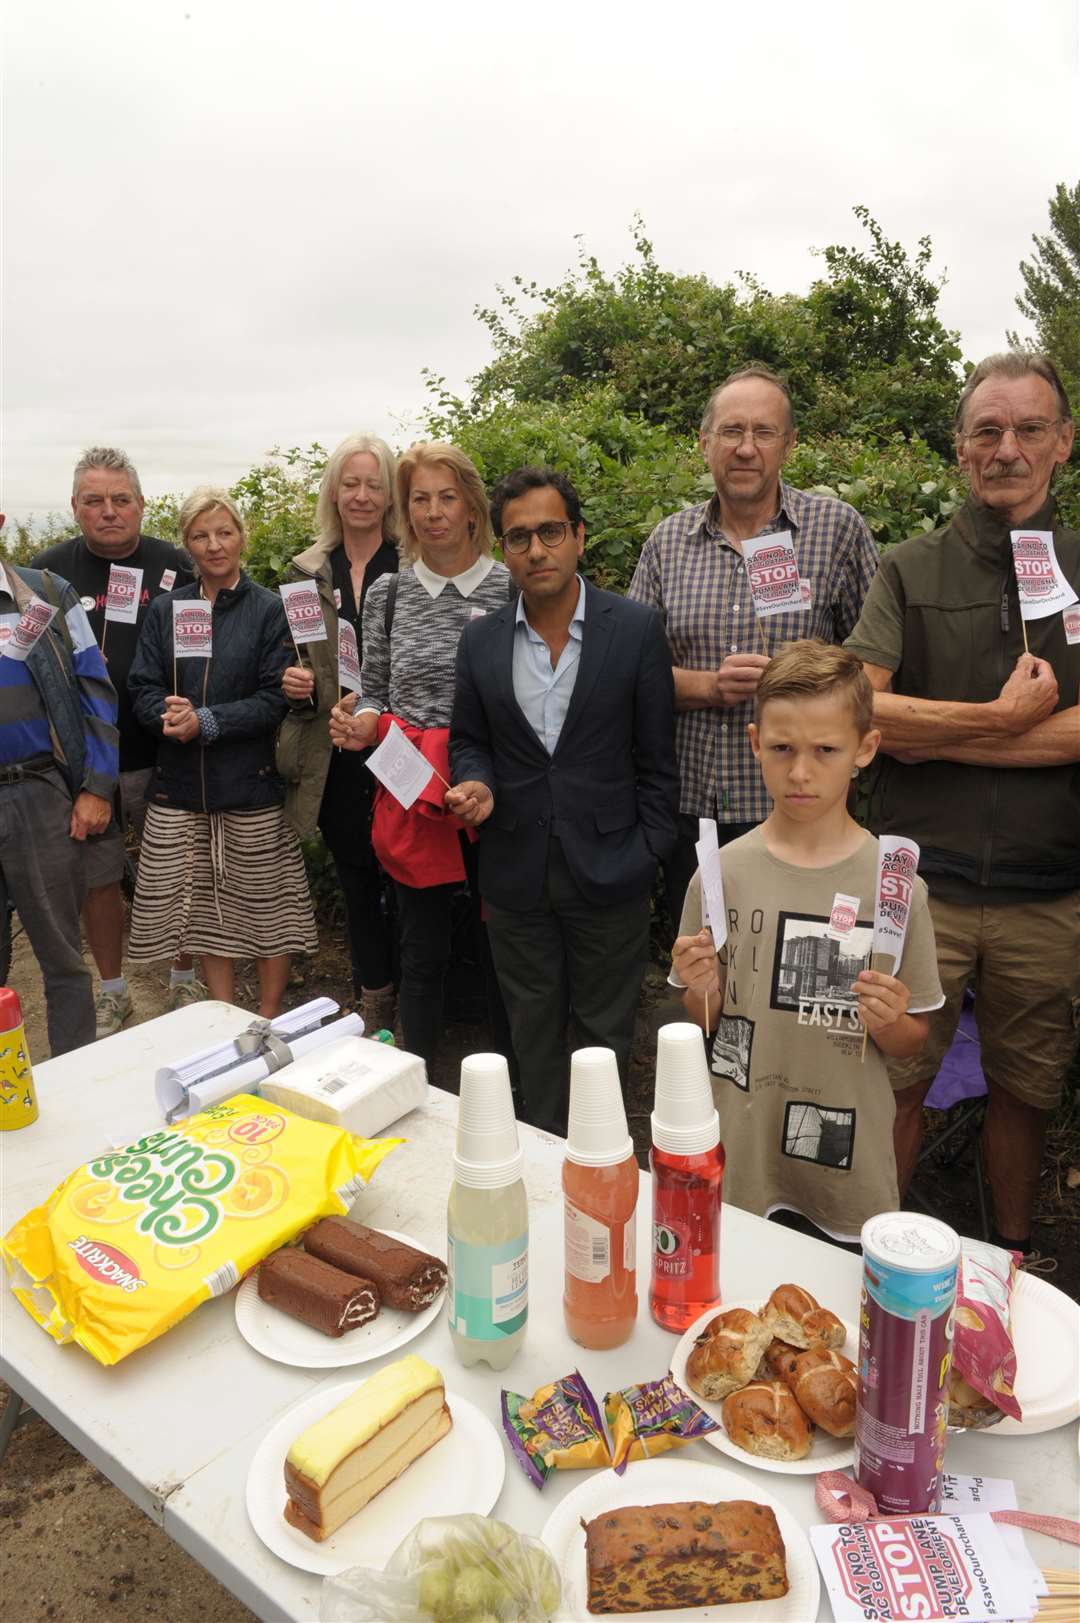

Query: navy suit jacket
<box><xmin>449</xmin><ymin>580</ymin><xmax>679</xmax><ymax>911</ymax></box>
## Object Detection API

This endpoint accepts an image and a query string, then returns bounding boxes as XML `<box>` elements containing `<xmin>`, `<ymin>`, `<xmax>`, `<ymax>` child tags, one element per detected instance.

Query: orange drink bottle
<box><xmin>562</xmin><ymin>1047</ymin><xmax>638</xmax><ymax>1350</ymax></box>
<box><xmin>0</xmin><ymin>987</ymin><xmax>38</xmax><ymax>1131</ymax></box>
<box><xmin>649</xmin><ymin>1023</ymin><xmax>724</xmax><ymax>1332</ymax></box>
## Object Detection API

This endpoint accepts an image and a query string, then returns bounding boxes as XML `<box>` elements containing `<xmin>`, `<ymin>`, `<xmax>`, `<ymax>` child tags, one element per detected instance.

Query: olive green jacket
<box><xmin>846</xmin><ymin>495</ymin><xmax>1080</xmax><ymax>892</ymax></box>
<box><xmin>275</xmin><ymin>537</ymin><xmax>344</xmax><ymax>839</ymax></box>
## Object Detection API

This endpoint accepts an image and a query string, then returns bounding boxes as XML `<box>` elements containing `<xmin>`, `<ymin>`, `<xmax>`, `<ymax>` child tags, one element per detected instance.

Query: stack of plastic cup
<box><xmin>650</xmin><ymin>1022</ymin><xmax>719</xmax><ymax>1155</ymax></box>
<box><xmin>453</xmin><ymin>1052</ymin><xmax>524</xmax><ymax>1189</ymax></box>
<box><xmin>566</xmin><ymin>1048</ymin><xmax>633</xmax><ymax>1166</ymax></box>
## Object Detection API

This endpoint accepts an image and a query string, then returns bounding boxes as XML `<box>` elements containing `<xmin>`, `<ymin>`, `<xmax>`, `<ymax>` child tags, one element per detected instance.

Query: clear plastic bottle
<box><xmin>447</xmin><ymin>1174</ymin><xmax>528</xmax><ymax>1370</ymax></box>
<box><xmin>446</xmin><ymin>1052</ymin><xmax>528</xmax><ymax>1371</ymax></box>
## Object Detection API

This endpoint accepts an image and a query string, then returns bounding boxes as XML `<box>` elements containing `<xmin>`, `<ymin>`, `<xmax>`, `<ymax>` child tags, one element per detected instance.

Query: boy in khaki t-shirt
<box><xmin>671</xmin><ymin>641</ymin><xmax>943</xmax><ymax>1243</ymax></box>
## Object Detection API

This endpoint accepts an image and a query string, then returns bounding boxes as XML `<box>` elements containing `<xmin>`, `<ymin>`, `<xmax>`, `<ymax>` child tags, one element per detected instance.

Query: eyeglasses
<box><xmin>501</xmin><ymin>520</ymin><xmax>573</xmax><ymax>554</ymax></box>
<box><xmin>964</xmin><ymin>418</ymin><xmax>1063</xmax><ymax>450</ymax></box>
<box><xmin>708</xmin><ymin>426</ymin><xmax>785</xmax><ymax>448</ymax></box>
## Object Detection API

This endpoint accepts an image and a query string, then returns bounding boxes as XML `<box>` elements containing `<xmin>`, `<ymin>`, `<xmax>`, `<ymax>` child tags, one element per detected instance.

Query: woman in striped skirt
<box><xmin>127</xmin><ymin>488</ymin><xmax>317</xmax><ymax>1017</ymax></box>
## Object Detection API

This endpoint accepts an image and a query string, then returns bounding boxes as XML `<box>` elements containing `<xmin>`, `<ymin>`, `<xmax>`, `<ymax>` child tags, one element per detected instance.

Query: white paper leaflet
<box><xmin>872</xmin><ymin>835</ymin><xmax>919</xmax><ymax>974</ymax></box>
<box><xmin>104</xmin><ymin>564</ymin><xmax>143</xmax><ymax>624</ymax></box>
<box><xmin>1063</xmin><ymin>605</ymin><xmax>1080</xmax><ymax>645</ymax></box>
<box><xmin>279</xmin><ymin>580</ymin><xmax>328</xmax><ymax>645</ymax></box>
<box><xmin>810</xmin><ymin>1511</ymin><xmax>1042</xmax><ymax>1623</ymax></box>
<box><xmin>742</xmin><ymin>529</ymin><xmax>802</xmax><ymax>617</ymax></box>
<box><xmin>0</xmin><ymin>597</ymin><xmax>57</xmax><ymax>661</ymax></box>
<box><xmin>172</xmin><ymin>599</ymin><xmax>213</xmax><ymax>658</ymax></box>
<box><xmin>695</xmin><ymin>817</ymin><xmax>727</xmax><ymax>947</ymax></box>
<box><xmin>1010</xmin><ymin>528</ymin><xmax>1079</xmax><ymax>620</ymax></box>
<box><xmin>338</xmin><ymin>618</ymin><xmax>362</xmax><ymax>695</ymax></box>
<box><xmin>366</xmin><ymin>721</ymin><xmax>435</xmax><ymax>810</ymax></box>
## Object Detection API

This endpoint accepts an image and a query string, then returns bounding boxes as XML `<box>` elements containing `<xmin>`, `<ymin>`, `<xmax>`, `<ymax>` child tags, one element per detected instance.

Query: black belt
<box><xmin>0</xmin><ymin>755</ymin><xmax>57</xmax><ymax>786</ymax></box>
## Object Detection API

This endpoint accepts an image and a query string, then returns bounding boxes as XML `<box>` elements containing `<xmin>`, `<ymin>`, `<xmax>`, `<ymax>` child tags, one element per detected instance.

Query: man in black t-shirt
<box><xmin>34</xmin><ymin>447</ymin><xmax>194</xmax><ymax>1036</ymax></box>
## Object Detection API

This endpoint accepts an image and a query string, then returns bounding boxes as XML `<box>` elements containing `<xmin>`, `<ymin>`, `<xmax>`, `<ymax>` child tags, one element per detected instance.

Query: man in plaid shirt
<box><xmin>628</xmin><ymin>365</ymin><xmax>879</xmax><ymax>925</ymax></box>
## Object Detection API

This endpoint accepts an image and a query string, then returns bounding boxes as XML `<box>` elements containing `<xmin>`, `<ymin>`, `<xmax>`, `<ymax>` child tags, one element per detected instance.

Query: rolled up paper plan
<box><xmin>171</xmin><ymin>1015</ymin><xmax>364</xmax><ymax>1119</ymax></box>
<box><xmin>154</xmin><ymin>999</ymin><xmax>359</xmax><ymax>1120</ymax></box>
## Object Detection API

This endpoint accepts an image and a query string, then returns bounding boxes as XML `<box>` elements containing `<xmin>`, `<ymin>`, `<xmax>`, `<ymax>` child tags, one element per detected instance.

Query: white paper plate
<box><xmin>541</xmin><ymin>1456</ymin><xmax>819</xmax><ymax>1622</ymax></box>
<box><xmin>246</xmin><ymin>1382</ymin><xmax>503</xmax><ymax>1576</ymax></box>
<box><xmin>974</xmin><ymin>1268</ymin><xmax>1080</xmax><ymax>1436</ymax></box>
<box><xmin>669</xmin><ymin>1298</ymin><xmax>856</xmax><ymax>1475</ymax></box>
<box><xmin>235</xmin><ymin>1228</ymin><xmax>444</xmax><ymax>1368</ymax></box>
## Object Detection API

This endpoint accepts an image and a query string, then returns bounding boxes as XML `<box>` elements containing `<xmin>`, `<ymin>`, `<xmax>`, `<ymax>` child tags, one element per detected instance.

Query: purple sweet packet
<box><xmin>501</xmin><ymin>1369</ymin><xmax>611</xmax><ymax>1489</ymax></box>
<box><xmin>605</xmin><ymin>1375</ymin><xmax>720</xmax><ymax>1474</ymax></box>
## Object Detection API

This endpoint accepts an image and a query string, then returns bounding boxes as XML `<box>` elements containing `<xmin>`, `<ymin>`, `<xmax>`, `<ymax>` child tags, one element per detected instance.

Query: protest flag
<box><xmin>861</xmin><ymin>835</ymin><xmax>920</xmax><ymax>1063</ymax></box>
<box><xmin>1010</xmin><ymin>529</ymin><xmax>1079</xmax><ymax>654</ymax></box>
<box><xmin>366</xmin><ymin>721</ymin><xmax>450</xmax><ymax>811</ymax></box>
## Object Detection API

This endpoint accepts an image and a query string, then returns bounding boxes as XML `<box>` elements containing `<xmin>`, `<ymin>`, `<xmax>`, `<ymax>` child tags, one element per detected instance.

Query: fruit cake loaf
<box><xmin>581</xmin><ymin>1498</ymin><xmax>788</xmax><ymax>1614</ymax></box>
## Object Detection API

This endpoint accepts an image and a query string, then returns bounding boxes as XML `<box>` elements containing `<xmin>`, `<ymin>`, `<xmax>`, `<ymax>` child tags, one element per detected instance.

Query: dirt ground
<box><xmin>2</xmin><ymin>913</ymin><xmax>1078</xmax><ymax>1623</ymax></box>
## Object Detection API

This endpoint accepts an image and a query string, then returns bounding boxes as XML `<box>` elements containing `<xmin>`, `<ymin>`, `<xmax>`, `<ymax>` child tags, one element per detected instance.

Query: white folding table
<box><xmin>2</xmin><ymin>1005</ymin><xmax>1076</xmax><ymax>1621</ymax></box>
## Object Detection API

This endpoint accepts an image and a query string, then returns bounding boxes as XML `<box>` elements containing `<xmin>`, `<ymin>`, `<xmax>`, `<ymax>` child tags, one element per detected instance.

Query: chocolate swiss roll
<box><xmin>304</xmin><ymin>1218</ymin><xmax>447</xmax><ymax>1311</ymax></box>
<box><xmin>258</xmin><ymin>1247</ymin><xmax>380</xmax><ymax>1337</ymax></box>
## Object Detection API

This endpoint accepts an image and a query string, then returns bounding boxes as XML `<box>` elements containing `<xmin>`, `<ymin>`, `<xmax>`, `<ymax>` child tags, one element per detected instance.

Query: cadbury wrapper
<box><xmin>605</xmin><ymin>1376</ymin><xmax>720</xmax><ymax>1474</ymax></box>
<box><xmin>501</xmin><ymin>1369</ymin><xmax>611</xmax><ymax>1488</ymax></box>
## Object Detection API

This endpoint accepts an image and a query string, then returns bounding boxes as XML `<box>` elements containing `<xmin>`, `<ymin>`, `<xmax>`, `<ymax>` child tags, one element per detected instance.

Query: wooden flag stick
<box><xmin>757</xmin><ymin>614</ymin><xmax>770</xmax><ymax>658</ymax></box>
<box><xmin>704</xmin><ymin>987</ymin><xmax>710</xmax><ymax>1037</ymax></box>
<box><xmin>289</xmin><ymin>634</ymin><xmax>317</xmax><ymax>708</ymax></box>
<box><xmin>1020</xmin><ymin>613</ymin><xmax>1030</xmax><ymax>655</ymax></box>
<box><xmin>100</xmin><ymin>618</ymin><xmax>108</xmax><ymax>662</ymax></box>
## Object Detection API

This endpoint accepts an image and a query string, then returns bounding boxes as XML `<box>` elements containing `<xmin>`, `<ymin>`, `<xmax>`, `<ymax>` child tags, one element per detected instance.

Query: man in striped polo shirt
<box><xmin>629</xmin><ymin>364</ymin><xmax>879</xmax><ymax>928</ymax></box>
<box><xmin>0</xmin><ymin>520</ymin><xmax>118</xmax><ymax>1054</ymax></box>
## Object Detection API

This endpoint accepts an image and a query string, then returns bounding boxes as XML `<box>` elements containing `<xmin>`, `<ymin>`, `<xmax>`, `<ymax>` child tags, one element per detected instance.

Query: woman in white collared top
<box><xmin>330</xmin><ymin>442</ymin><xmax>511</xmax><ymax>1071</ymax></box>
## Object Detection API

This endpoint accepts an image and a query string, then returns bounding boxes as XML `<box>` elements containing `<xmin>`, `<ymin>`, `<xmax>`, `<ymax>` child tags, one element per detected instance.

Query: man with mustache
<box><xmin>846</xmin><ymin>353</ymin><xmax>1079</xmax><ymax>1263</ymax></box>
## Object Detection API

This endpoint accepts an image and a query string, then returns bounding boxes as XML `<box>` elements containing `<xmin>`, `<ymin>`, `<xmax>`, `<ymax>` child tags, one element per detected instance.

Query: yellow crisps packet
<box><xmin>1</xmin><ymin>1094</ymin><xmax>401</xmax><ymax>1365</ymax></box>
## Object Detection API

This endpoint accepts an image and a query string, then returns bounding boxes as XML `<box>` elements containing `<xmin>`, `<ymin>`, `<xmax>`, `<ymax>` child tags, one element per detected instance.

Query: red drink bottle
<box><xmin>649</xmin><ymin>1023</ymin><xmax>724</xmax><ymax>1332</ymax></box>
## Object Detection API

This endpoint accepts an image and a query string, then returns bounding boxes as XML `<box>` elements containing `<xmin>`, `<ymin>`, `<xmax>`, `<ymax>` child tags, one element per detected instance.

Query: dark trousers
<box><xmin>0</xmin><ymin>769</ymin><xmax>93</xmax><ymax>1055</ymax></box>
<box><xmin>485</xmin><ymin>838</ymin><xmax>651</xmax><ymax>1137</ymax></box>
<box><xmin>663</xmin><ymin>813</ymin><xmax>756</xmax><ymax>934</ymax></box>
<box><xmin>319</xmin><ymin>764</ymin><xmax>394</xmax><ymax>996</ymax></box>
<box><xmin>392</xmin><ymin>835</ymin><xmax>491</xmax><ymax>1074</ymax></box>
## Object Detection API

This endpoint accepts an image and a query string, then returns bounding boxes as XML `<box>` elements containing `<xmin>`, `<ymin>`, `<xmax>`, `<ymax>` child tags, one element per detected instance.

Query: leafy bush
<box><xmin>462</xmin><ymin>210</ymin><xmax>964</xmax><ymax>454</ymax></box>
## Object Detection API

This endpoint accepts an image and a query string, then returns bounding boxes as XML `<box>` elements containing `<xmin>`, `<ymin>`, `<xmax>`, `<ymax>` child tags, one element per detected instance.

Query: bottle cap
<box><xmin>565</xmin><ymin>1047</ymin><xmax>634</xmax><ymax>1167</ymax></box>
<box><xmin>0</xmin><ymin>987</ymin><xmax>24</xmax><ymax>1033</ymax></box>
<box><xmin>651</xmin><ymin>1022</ymin><xmax>719</xmax><ymax>1155</ymax></box>
<box><xmin>453</xmin><ymin>1052</ymin><xmax>524</xmax><ymax>1189</ymax></box>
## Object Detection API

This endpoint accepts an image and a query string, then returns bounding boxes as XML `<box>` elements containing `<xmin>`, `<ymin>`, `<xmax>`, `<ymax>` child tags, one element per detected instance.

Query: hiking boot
<box><xmin>95</xmin><ymin>987</ymin><xmax>134</xmax><ymax>1039</ymax></box>
<box><xmin>168</xmin><ymin>977</ymin><xmax>208</xmax><ymax>1011</ymax></box>
<box><xmin>359</xmin><ymin>984</ymin><xmax>397</xmax><ymax>1036</ymax></box>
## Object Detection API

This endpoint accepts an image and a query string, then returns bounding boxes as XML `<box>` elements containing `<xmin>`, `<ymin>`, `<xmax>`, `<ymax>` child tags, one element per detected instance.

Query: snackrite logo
<box><xmin>69</xmin><ymin>1236</ymin><xmax>148</xmax><ymax>1293</ymax></box>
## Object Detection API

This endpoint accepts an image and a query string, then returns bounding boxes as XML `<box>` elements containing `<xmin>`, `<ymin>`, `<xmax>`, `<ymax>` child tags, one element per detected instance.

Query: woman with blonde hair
<box><xmin>128</xmin><ymin>487</ymin><xmax>317</xmax><ymax>1017</ymax></box>
<box><xmin>330</xmin><ymin>441</ymin><xmax>511</xmax><ymax>1071</ymax></box>
<box><xmin>277</xmin><ymin>433</ymin><xmax>399</xmax><ymax>1030</ymax></box>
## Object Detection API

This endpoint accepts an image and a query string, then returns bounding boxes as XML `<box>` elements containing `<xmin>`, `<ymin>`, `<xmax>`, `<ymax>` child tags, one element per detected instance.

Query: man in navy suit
<box><xmin>447</xmin><ymin>467</ymin><xmax>679</xmax><ymax>1133</ymax></box>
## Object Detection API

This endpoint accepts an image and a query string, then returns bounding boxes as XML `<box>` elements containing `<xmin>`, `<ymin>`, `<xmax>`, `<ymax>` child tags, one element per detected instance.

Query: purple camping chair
<box><xmin>908</xmin><ymin>994</ymin><xmax>991</xmax><ymax>1240</ymax></box>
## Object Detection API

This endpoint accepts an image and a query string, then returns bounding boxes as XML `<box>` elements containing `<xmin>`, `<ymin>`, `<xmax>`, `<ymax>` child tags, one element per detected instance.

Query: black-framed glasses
<box><xmin>501</xmin><ymin>520</ymin><xmax>573</xmax><ymax>554</ymax></box>
<box><xmin>964</xmin><ymin>418</ymin><xmax>1062</xmax><ymax>450</ymax></box>
<box><xmin>708</xmin><ymin>425</ymin><xmax>785</xmax><ymax>447</ymax></box>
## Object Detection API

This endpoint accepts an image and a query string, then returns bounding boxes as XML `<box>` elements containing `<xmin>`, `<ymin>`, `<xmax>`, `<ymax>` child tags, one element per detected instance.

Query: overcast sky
<box><xmin>3</xmin><ymin>0</ymin><xmax>1079</xmax><ymax>526</ymax></box>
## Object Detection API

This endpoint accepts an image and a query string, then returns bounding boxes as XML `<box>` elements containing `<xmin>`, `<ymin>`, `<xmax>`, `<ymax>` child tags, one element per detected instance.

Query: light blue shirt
<box><xmin>511</xmin><ymin>576</ymin><xmax>586</xmax><ymax>755</ymax></box>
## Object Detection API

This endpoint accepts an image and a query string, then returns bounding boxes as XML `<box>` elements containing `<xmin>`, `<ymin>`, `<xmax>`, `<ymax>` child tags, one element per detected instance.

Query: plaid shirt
<box><xmin>627</xmin><ymin>481</ymin><xmax>879</xmax><ymax>822</ymax></box>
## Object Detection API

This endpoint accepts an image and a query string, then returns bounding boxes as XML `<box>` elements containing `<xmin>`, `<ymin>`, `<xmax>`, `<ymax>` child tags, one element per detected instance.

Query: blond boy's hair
<box><xmin>755</xmin><ymin>639</ymin><xmax>874</xmax><ymax>736</ymax></box>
